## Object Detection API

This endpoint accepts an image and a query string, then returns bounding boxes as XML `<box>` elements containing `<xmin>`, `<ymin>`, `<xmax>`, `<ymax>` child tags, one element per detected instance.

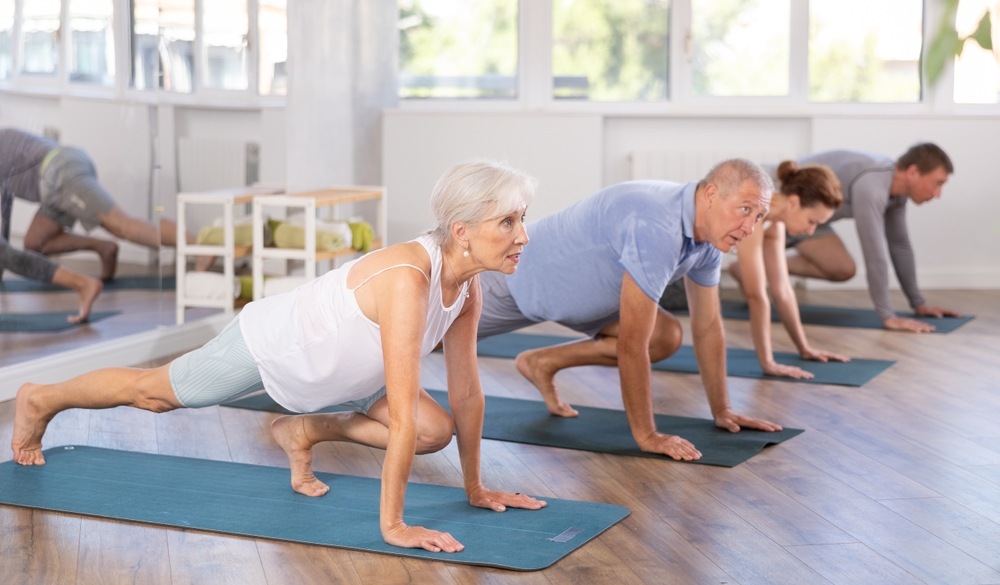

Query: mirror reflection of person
<box><xmin>12</xmin><ymin>161</ymin><xmax>546</xmax><ymax>553</ymax></box>
<box><xmin>0</xmin><ymin>238</ymin><xmax>102</xmax><ymax>323</ymax></box>
<box><xmin>775</xmin><ymin>144</ymin><xmax>962</xmax><ymax>333</ymax></box>
<box><xmin>728</xmin><ymin>162</ymin><xmax>849</xmax><ymax>380</ymax></box>
<box><xmin>1</xmin><ymin>127</ymin><xmax>199</xmax><ymax>283</ymax></box>
<box><xmin>477</xmin><ymin>159</ymin><xmax>783</xmax><ymax>462</ymax></box>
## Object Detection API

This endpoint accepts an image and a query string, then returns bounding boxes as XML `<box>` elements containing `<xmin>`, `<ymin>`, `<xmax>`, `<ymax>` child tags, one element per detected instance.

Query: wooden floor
<box><xmin>2</xmin><ymin>288</ymin><xmax>999</xmax><ymax>584</ymax></box>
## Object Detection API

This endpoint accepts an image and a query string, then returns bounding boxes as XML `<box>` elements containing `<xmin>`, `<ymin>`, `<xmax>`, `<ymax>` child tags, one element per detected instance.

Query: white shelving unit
<box><xmin>251</xmin><ymin>186</ymin><xmax>386</xmax><ymax>301</ymax></box>
<box><xmin>175</xmin><ymin>185</ymin><xmax>285</xmax><ymax>324</ymax></box>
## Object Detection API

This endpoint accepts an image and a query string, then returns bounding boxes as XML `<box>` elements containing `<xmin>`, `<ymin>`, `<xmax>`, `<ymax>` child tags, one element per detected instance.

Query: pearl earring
<box><xmin>463</xmin><ymin>250</ymin><xmax>469</xmax><ymax>257</ymax></box>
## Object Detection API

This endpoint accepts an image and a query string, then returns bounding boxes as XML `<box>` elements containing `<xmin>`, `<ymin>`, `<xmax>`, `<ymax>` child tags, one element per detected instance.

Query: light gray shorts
<box><xmin>785</xmin><ymin>222</ymin><xmax>836</xmax><ymax>249</ymax></box>
<box><xmin>477</xmin><ymin>271</ymin><xmax>619</xmax><ymax>339</ymax></box>
<box><xmin>38</xmin><ymin>147</ymin><xmax>116</xmax><ymax>231</ymax></box>
<box><xmin>169</xmin><ymin>317</ymin><xmax>386</xmax><ymax>414</ymax></box>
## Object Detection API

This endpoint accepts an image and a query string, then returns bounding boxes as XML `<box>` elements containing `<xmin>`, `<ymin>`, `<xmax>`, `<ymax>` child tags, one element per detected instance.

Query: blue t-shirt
<box><xmin>506</xmin><ymin>180</ymin><xmax>722</xmax><ymax>326</ymax></box>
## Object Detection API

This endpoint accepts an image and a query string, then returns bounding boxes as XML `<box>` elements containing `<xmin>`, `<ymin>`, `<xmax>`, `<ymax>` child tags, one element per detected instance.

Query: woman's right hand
<box><xmin>383</xmin><ymin>522</ymin><xmax>465</xmax><ymax>553</ymax></box>
<box><xmin>761</xmin><ymin>361</ymin><xmax>815</xmax><ymax>380</ymax></box>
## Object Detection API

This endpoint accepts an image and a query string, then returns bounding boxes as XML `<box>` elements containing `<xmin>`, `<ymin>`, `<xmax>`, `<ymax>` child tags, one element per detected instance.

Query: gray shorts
<box><xmin>477</xmin><ymin>271</ymin><xmax>619</xmax><ymax>339</ymax></box>
<box><xmin>785</xmin><ymin>222</ymin><xmax>835</xmax><ymax>249</ymax></box>
<box><xmin>169</xmin><ymin>317</ymin><xmax>386</xmax><ymax>414</ymax></box>
<box><xmin>38</xmin><ymin>147</ymin><xmax>116</xmax><ymax>231</ymax></box>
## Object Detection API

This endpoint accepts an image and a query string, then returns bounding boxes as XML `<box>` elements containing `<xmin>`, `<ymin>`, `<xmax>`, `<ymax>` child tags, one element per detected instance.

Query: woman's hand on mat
<box><xmin>714</xmin><ymin>408</ymin><xmax>783</xmax><ymax>433</ymax></box>
<box><xmin>761</xmin><ymin>361</ymin><xmax>815</xmax><ymax>380</ymax></box>
<box><xmin>467</xmin><ymin>485</ymin><xmax>547</xmax><ymax>512</ymax></box>
<box><xmin>383</xmin><ymin>522</ymin><xmax>465</xmax><ymax>553</ymax></box>
<box><xmin>883</xmin><ymin>316</ymin><xmax>935</xmax><ymax>333</ymax></box>
<box><xmin>637</xmin><ymin>432</ymin><xmax>702</xmax><ymax>461</ymax></box>
<box><xmin>800</xmin><ymin>347</ymin><xmax>850</xmax><ymax>363</ymax></box>
<box><xmin>914</xmin><ymin>304</ymin><xmax>963</xmax><ymax>319</ymax></box>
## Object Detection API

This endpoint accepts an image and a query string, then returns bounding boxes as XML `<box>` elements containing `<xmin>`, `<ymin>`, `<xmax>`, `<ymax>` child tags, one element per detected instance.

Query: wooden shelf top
<box><xmin>281</xmin><ymin>187</ymin><xmax>384</xmax><ymax>207</ymax></box>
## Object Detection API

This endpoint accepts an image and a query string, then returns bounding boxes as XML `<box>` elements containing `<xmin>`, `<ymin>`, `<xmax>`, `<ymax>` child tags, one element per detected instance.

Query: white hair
<box><xmin>700</xmin><ymin>158</ymin><xmax>774</xmax><ymax>197</ymax></box>
<box><xmin>428</xmin><ymin>160</ymin><xmax>537</xmax><ymax>246</ymax></box>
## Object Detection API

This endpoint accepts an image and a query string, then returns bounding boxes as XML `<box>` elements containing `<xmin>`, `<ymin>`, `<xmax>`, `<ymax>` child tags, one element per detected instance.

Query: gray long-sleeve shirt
<box><xmin>797</xmin><ymin>150</ymin><xmax>925</xmax><ymax>320</ymax></box>
<box><xmin>0</xmin><ymin>128</ymin><xmax>59</xmax><ymax>281</ymax></box>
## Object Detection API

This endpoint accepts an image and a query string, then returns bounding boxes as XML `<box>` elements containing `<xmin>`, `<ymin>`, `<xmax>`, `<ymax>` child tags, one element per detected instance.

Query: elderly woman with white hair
<box><xmin>12</xmin><ymin>160</ymin><xmax>545</xmax><ymax>553</ymax></box>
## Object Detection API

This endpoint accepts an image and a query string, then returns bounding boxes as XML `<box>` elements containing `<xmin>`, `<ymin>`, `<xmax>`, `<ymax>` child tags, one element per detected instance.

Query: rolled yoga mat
<box><xmin>716</xmin><ymin>300</ymin><xmax>973</xmax><ymax>334</ymax></box>
<box><xmin>476</xmin><ymin>333</ymin><xmax>894</xmax><ymax>387</ymax></box>
<box><xmin>0</xmin><ymin>310</ymin><xmax>122</xmax><ymax>332</ymax></box>
<box><xmin>224</xmin><ymin>390</ymin><xmax>804</xmax><ymax>468</ymax></box>
<box><xmin>0</xmin><ymin>445</ymin><xmax>628</xmax><ymax>571</ymax></box>
<box><xmin>0</xmin><ymin>275</ymin><xmax>175</xmax><ymax>293</ymax></box>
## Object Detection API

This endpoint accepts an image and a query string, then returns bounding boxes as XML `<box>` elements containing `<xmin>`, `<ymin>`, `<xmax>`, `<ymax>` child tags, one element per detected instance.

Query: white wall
<box><xmin>384</xmin><ymin>110</ymin><xmax>1000</xmax><ymax>290</ymax></box>
<box><xmin>383</xmin><ymin>112</ymin><xmax>603</xmax><ymax>244</ymax></box>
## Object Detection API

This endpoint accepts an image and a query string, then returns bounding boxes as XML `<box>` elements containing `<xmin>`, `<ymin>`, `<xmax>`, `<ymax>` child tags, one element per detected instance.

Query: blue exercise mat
<box><xmin>224</xmin><ymin>390</ymin><xmax>803</xmax><ymax>467</ymax></box>
<box><xmin>0</xmin><ymin>275</ymin><xmax>175</xmax><ymax>292</ymax></box>
<box><xmin>716</xmin><ymin>301</ymin><xmax>973</xmax><ymax>334</ymax></box>
<box><xmin>476</xmin><ymin>333</ymin><xmax>893</xmax><ymax>387</ymax></box>
<box><xmin>0</xmin><ymin>446</ymin><xmax>628</xmax><ymax>571</ymax></box>
<box><xmin>0</xmin><ymin>310</ymin><xmax>122</xmax><ymax>332</ymax></box>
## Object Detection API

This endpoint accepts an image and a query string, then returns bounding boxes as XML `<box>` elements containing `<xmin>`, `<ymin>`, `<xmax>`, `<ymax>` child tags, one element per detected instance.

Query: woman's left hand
<box><xmin>800</xmin><ymin>347</ymin><xmax>851</xmax><ymax>363</ymax></box>
<box><xmin>467</xmin><ymin>485</ymin><xmax>547</xmax><ymax>512</ymax></box>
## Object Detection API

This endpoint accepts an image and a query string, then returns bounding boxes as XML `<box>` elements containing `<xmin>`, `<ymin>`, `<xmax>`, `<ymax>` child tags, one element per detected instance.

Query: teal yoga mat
<box><xmin>224</xmin><ymin>390</ymin><xmax>803</xmax><ymax>467</ymax></box>
<box><xmin>0</xmin><ymin>310</ymin><xmax>121</xmax><ymax>332</ymax></box>
<box><xmin>0</xmin><ymin>446</ymin><xmax>627</xmax><ymax>571</ymax></box>
<box><xmin>0</xmin><ymin>275</ymin><xmax>175</xmax><ymax>292</ymax></box>
<box><xmin>476</xmin><ymin>333</ymin><xmax>893</xmax><ymax>387</ymax></box>
<box><xmin>716</xmin><ymin>301</ymin><xmax>973</xmax><ymax>334</ymax></box>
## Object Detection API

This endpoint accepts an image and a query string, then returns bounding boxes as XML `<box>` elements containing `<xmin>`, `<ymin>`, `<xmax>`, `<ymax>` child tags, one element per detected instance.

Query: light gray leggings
<box><xmin>0</xmin><ymin>236</ymin><xmax>59</xmax><ymax>282</ymax></box>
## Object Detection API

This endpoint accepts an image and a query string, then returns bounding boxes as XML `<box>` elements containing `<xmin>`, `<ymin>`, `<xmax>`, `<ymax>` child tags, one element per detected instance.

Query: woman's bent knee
<box><xmin>415</xmin><ymin>412</ymin><xmax>454</xmax><ymax>454</ymax></box>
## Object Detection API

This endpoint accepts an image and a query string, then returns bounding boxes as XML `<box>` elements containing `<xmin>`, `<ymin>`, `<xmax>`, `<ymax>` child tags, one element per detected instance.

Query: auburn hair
<box><xmin>776</xmin><ymin>161</ymin><xmax>842</xmax><ymax>209</ymax></box>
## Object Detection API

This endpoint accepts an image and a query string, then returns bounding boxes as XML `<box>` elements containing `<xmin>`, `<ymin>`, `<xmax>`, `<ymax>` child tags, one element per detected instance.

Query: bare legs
<box><xmin>11</xmin><ymin>365</ymin><xmax>179</xmax><ymax>465</ymax></box>
<box><xmin>50</xmin><ymin>267</ymin><xmax>103</xmax><ymax>323</ymax></box>
<box><xmin>786</xmin><ymin>233</ymin><xmax>856</xmax><ymax>282</ymax></box>
<box><xmin>515</xmin><ymin>308</ymin><xmax>684</xmax><ymax>417</ymax></box>
<box><xmin>25</xmin><ymin>213</ymin><xmax>119</xmax><ymax>280</ymax></box>
<box><xmin>270</xmin><ymin>389</ymin><xmax>454</xmax><ymax>497</ymax></box>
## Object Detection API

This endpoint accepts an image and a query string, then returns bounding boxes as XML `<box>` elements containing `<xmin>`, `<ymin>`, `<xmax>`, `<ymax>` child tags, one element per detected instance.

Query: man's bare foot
<box><xmin>12</xmin><ymin>383</ymin><xmax>52</xmax><ymax>465</ymax></box>
<box><xmin>97</xmin><ymin>240</ymin><xmax>119</xmax><ymax>281</ymax></box>
<box><xmin>271</xmin><ymin>415</ymin><xmax>330</xmax><ymax>497</ymax></box>
<box><xmin>515</xmin><ymin>349</ymin><xmax>579</xmax><ymax>417</ymax></box>
<box><xmin>68</xmin><ymin>277</ymin><xmax>103</xmax><ymax>324</ymax></box>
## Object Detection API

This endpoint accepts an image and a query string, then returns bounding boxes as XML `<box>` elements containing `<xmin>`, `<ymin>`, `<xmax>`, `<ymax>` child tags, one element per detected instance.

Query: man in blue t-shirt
<box><xmin>478</xmin><ymin>159</ymin><xmax>783</xmax><ymax>461</ymax></box>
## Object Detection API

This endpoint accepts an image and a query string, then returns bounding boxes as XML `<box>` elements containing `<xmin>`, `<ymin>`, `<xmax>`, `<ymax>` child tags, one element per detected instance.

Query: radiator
<box><xmin>177</xmin><ymin>138</ymin><xmax>260</xmax><ymax>192</ymax></box>
<box><xmin>628</xmin><ymin>150</ymin><xmax>796</xmax><ymax>183</ymax></box>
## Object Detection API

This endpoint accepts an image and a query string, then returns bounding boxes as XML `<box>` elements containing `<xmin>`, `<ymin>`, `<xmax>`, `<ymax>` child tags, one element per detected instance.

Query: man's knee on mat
<box><xmin>648</xmin><ymin>311</ymin><xmax>683</xmax><ymax>362</ymax></box>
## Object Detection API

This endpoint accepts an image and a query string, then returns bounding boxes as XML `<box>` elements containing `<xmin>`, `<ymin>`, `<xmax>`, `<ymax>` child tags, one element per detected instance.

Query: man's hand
<box><xmin>467</xmin><ymin>485</ymin><xmax>547</xmax><ymax>512</ymax></box>
<box><xmin>383</xmin><ymin>522</ymin><xmax>464</xmax><ymax>553</ymax></box>
<box><xmin>883</xmin><ymin>316</ymin><xmax>935</xmax><ymax>333</ymax></box>
<box><xmin>800</xmin><ymin>347</ymin><xmax>851</xmax><ymax>363</ymax></box>
<box><xmin>914</xmin><ymin>304</ymin><xmax>963</xmax><ymax>319</ymax></box>
<box><xmin>714</xmin><ymin>408</ymin><xmax>783</xmax><ymax>433</ymax></box>
<box><xmin>761</xmin><ymin>361</ymin><xmax>815</xmax><ymax>380</ymax></box>
<box><xmin>636</xmin><ymin>431</ymin><xmax>703</xmax><ymax>461</ymax></box>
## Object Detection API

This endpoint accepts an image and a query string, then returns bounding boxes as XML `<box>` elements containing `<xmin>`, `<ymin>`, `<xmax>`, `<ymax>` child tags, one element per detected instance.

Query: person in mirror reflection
<box><xmin>0</xmin><ymin>127</ymin><xmax>207</xmax><ymax>284</ymax></box>
<box><xmin>12</xmin><ymin>160</ymin><xmax>546</xmax><ymax>554</ymax></box>
<box><xmin>477</xmin><ymin>159</ymin><xmax>783</xmax><ymax>463</ymax></box>
<box><xmin>765</xmin><ymin>144</ymin><xmax>962</xmax><ymax>333</ymax></box>
<box><xmin>728</xmin><ymin>161</ymin><xmax>850</xmax><ymax>380</ymax></box>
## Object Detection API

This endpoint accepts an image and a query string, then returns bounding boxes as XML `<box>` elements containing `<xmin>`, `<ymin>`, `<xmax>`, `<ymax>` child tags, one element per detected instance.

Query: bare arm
<box><xmin>443</xmin><ymin>276</ymin><xmax>546</xmax><ymax>512</ymax></box>
<box><xmin>686</xmin><ymin>275</ymin><xmax>782</xmax><ymax>433</ymax></box>
<box><xmin>885</xmin><ymin>202</ymin><xmax>962</xmax><ymax>319</ymax></box>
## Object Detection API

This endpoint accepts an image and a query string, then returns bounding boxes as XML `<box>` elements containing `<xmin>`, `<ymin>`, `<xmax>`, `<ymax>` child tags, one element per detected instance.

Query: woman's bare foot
<box><xmin>271</xmin><ymin>416</ymin><xmax>330</xmax><ymax>497</ymax></box>
<box><xmin>68</xmin><ymin>277</ymin><xmax>103</xmax><ymax>324</ymax></box>
<box><xmin>515</xmin><ymin>350</ymin><xmax>579</xmax><ymax>417</ymax></box>
<box><xmin>97</xmin><ymin>240</ymin><xmax>119</xmax><ymax>281</ymax></box>
<box><xmin>12</xmin><ymin>383</ymin><xmax>52</xmax><ymax>465</ymax></box>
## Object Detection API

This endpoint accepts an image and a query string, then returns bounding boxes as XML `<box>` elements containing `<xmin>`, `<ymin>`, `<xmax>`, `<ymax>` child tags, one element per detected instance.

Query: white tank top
<box><xmin>239</xmin><ymin>235</ymin><xmax>469</xmax><ymax>413</ymax></box>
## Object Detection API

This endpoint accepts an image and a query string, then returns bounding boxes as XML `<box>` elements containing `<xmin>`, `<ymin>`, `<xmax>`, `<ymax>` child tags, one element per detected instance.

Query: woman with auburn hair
<box><xmin>729</xmin><ymin>161</ymin><xmax>850</xmax><ymax>378</ymax></box>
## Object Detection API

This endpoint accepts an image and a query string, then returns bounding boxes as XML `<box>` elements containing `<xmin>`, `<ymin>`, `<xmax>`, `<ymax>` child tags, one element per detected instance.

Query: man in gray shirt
<box><xmin>782</xmin><ymin>144</ymin><xmax>961</xmax><ymax>332</ymax></box>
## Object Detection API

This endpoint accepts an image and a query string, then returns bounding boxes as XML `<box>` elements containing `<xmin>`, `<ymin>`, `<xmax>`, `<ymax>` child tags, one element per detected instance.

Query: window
<box><xmin>69</xmin><ymin>0</ymin><xmax>116</xmax><ymax>85</ymax></box>
<box><xmin>131</xmin><ymin>0</ymin><xmax>158</xmax><ymax>90</ymax></box>
<box><xmin>202</xmin><ymin>0</ymin><xmax>248</xmax><ymax>90</ymax></box>
<box><xmin>809</xmin><ymin>0</ymin><xmax>922</xmax><ymax>102</ymax></box>
<box><xmin>690</xmin><ymin>0</ymin><xmax>790</xmax><ymax>97</ymax></box>
<box><xmin>398</xmin><ymin>0</ymin><xmax>518</xmax><ymax>99</ymax></box>
<box><xmin>131</xmin><ymin>0</ymin><xmax>195</xmax><ymax>92</ymax></box>
<box><xmin>552</xmin><ymin>0</ymin><xmax>670</xmax><ymax>101</ymax></box>
<box><xmin>21</xmin><ymin>0</ymin><xmax>61</xmax><ymax>75</ymax></box>
<box><xmin>0</xmin><ymin>0</ymin><xmax>13</xmax><ymax>79</ymax></box>
<box><xmin>953</xmin><ymin>0</ymin><xmax>998</xmax><ymax>104</ymax></box>
<box><xmin>257</xmin><ymin>0</ymin><xmax>286</xmax><ymax>95</ymax></box>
